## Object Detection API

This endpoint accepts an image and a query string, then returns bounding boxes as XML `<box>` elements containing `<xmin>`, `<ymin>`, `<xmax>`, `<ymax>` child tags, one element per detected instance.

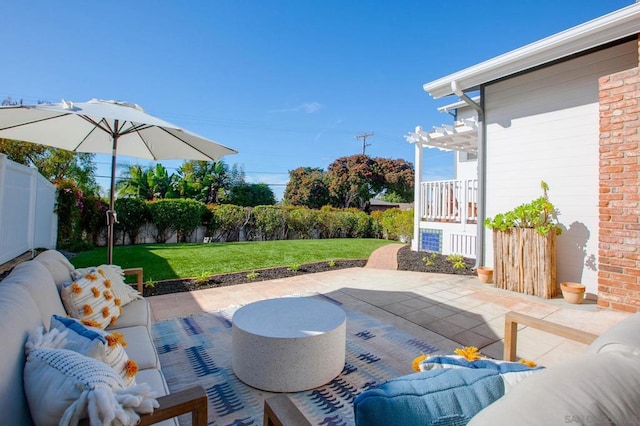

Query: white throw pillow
<box><xmin>24</xmin><ymin>327</ymin><xmax>157</xmax><ymax>426</ymax></box>
<box><xmin>60</xmin><ymin>270</ymin><xmax>121</xmax><ymax>329</ymax></box>
<box><xmin>72</xmin><ymin>265</ymin><xmax>142</xmax><ymax>307</ymax></box>
<box><xmin>50</xmin><ymin>314</ymin><xmax>138</xmax><ymax>386</ymax></box>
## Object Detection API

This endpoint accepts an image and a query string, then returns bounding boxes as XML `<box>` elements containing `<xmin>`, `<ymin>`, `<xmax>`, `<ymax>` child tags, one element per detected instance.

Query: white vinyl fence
<box><xmin>0</xmin><ymin>154</ymin><xmax>57</xmax><ymax>264</ymax></box>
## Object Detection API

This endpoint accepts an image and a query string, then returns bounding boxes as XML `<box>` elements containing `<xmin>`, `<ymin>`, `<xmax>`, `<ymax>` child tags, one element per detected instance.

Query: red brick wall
<box><xmin>598</xmin><ymin>36</ymin><xmax>640</xmax><ymax>312</ymax></box>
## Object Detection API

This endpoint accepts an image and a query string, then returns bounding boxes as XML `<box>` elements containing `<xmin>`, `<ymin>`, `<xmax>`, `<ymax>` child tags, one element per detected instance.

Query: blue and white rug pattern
<box><xmin>152</xmin><ymin>295</ymin><xmax>440</xmax><ymax>426</ymax></box>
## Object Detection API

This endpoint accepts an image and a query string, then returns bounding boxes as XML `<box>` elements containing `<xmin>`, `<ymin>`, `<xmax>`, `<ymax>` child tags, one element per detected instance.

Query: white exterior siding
<box><xmin>455</xmin><ymin>152</ymin><xmax>477</xmax><ymax>181</ymax></box>
<box><xmin>483</xmin><ymin>40</ymin><xmax>637</xmax><ymax>296</ymax></box>
<box><xmin>454</xmin><ymin>105</ymin><xmax>478</xmax><ymax>182</ymax></box>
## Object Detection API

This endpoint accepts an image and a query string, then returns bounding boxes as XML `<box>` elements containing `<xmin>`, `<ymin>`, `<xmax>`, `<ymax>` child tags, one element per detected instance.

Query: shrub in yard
<box><xmin>336</xmin><ymin>210</ymin><xmax>357</xmax><ymax>237</ymax></box>
<box><xmin>148</xmin><ymin>199</ymin><xmax>207</xmax><ymax>242</ymax></box>
<box><xmin>447</xmin><ymin>254</ymin><xmax>467</xmax><ymax>269</ymax></box>
<box><xmin>253</xmin><ymin>205</ymin><xmax>287</xmax><ymax>240</ymax></box>
<box><xmin>79</xmin><ymin>193</ymin><xmax>108</xmax><ymax>247</ymax></box>
<box><xmin>379</xmin><ymin>208</ymin><xmax>414</xmax><ymax>241</ymax></box>
<box><xmin>55</xmin><ymin>180</ymin><xmax>84</xmax><ymax>251</ymax></box>
<box><xmin>317</xmin><ymin>207</ymin><xmax>343</xmax><ymax>238</ymax></box>
<box><xmin>210</xmin><ymin>204</ymin><xmax>249</xmax><ymax>242</ymax></box>
<box><xmin>287</xmin><ymin>207</ymin><xmax>319</xmax><ymax>239</ymax></box>
<box><xmin>369</xmin><ymin>210</ymin><xmax>385</xmax><ymax>239</ymax></box>
<box><xmin>287</xmin><ymin>263</ymin><xmax>300</xmax><ymax>272</ymax></box>
<box><xmin>115</xmin><ymin>197</ymin><xmax>150</xmax><ymax>244</ymax></box>
<box><xmin>170</xmin><ymin>199</ymin><xmax>207</xmax><ymax>242</ymax></box>
<box><xmin>351</xmin><ymin>210</ymin><xmax>374</xmax><ymax>238</ymax></box>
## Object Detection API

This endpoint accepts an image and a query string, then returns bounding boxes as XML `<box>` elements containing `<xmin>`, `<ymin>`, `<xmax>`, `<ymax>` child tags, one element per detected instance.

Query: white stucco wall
<box><xmin>483</xmin><ymin>40</ymin><xmax>637</xmax><ymax>296</ymax></box>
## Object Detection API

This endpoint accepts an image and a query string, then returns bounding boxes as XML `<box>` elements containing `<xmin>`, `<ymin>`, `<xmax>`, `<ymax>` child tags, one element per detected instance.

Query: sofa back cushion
<box><xmin>33</xmin><ymin>250</ymin><xmax>75</xmax><ymax>290</ymax></box>
<box><xmin>586</xmin><ymin>311</ymin><xmax>640</xmax><ymax>356</ymax></box>
<box><xmin>0</xmin><ymin>284</ymin><xmax>43</xmax><ymax>425</ymax></box>
<box><xmin>5</xmin><ymin>261</ymin><xmax>67</xmax><ymax>328</ymax></box>
<box><xmin>468</xmin><ymin>351</ymin><xmax>640</xmax><ymax>425</ymax></box>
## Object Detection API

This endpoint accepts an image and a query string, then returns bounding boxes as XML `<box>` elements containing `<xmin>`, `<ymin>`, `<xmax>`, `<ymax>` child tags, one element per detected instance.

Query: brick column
<box><xmin>598</xmin><ymin>37</ymin><xmax>640</xmax><ymax>312</ymax></box>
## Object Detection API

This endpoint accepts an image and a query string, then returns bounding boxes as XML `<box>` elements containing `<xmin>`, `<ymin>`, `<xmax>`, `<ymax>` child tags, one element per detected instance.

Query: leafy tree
<box><xmin>117</xmin><ymin>164</ymin><xmax>176</xmax><ymax>200</ymax></box>
<box><xmin>326</xmin><ymin>154</ymin><xmax>384</xmax><ymax>209</ymax></box>
<box><xmin>174</xmin><ymin>160</ymin><xmax>228</xmax><ymax>203</ymax></box>
<box><xmin>226</xmin><ymin>183</ymin><xmax>276</xmax><ymax>207</ymax></box>
<box><xmin>376</xmin><ymin>157</ymin><xmax>414</xmax><ymax>202</ymax></box>
<box><xmin>283</xmin><ymin>167</ymin><xmax>330</xmax><ymax>209</ymax></box>
<box><xmin>0</xmin><ymin>138</ymin><xmax>99</xmax><ymax>194</ymax></box>
<box><xmin>228</xmin><ymin>163</ymin><xmax>246</xmax><ymax>187</ymax></box>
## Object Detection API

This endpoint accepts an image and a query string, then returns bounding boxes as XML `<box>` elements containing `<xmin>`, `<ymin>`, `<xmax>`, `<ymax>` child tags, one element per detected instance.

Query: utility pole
<box><xmin>355</xmin><ymin>132</ymin><xmax>374</xmax><ymax>155</ymax></box>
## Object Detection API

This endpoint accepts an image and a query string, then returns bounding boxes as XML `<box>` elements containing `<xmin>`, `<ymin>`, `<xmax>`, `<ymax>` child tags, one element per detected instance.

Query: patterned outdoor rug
<box><xmin>152</xmin><ymin>295</ymin><xmax>441</xmax><ymax>426</ymax></box>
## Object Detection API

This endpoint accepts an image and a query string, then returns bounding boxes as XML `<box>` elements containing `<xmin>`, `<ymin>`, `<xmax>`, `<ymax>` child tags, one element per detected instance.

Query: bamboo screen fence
<box><xmin>493</xmin><ymin>228</ymin><xmax>557</xmax><ymax>298</ymax></box>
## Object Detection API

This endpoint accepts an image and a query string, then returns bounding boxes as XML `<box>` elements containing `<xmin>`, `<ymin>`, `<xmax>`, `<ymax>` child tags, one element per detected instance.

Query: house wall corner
<box><xmin>598</xmin><ymin>35</ymin><xmax>640</xmax><ymax>312</ymax></box>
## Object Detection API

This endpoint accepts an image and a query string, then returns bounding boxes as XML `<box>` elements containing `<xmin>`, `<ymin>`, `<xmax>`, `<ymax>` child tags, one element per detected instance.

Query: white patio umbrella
<box><xmin>0</xmin><ymin>98</ymin><xmax>238</xmax><ymax>264</ymax></box>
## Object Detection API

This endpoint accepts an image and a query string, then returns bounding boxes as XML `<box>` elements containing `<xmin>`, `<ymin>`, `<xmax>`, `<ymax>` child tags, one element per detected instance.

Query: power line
<box><xmin>355</xmin><ymin>132</ymin><xmax>374</xmax><ymax>155</ymax></box>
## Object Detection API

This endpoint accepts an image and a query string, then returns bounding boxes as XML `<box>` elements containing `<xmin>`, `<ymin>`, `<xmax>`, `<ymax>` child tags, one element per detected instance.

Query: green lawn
<box><xmin>70</xmin><ymin>239</ymin><xmax>397</xmax><ymax>282</ymax></box>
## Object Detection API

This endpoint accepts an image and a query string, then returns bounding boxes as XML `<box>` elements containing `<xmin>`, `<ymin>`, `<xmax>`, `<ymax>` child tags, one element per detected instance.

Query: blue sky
<box><xmin>1</xmin><ymin>0</ymin><xmax>633</xmax><ymax>200</ymax></box>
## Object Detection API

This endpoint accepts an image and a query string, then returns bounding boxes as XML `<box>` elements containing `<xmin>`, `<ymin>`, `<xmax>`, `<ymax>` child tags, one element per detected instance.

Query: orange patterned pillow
<box><xmin>61</xmin><ymin>271</ymin><xmax>121</xmax><ymax>329</ymax></box>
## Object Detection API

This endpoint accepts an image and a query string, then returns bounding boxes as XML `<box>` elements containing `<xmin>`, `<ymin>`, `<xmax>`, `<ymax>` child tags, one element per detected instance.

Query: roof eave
<box><xmin>423</xmin><ymin>4</ymin><xmax>640</xmax><ymax>99</ymax></box>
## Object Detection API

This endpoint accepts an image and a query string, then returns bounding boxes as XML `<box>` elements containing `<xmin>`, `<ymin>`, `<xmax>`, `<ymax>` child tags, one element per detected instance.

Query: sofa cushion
<box><xmin>118</xmin><ymin>325</ymin><xmax>161</xmax><ymax>370</ymax></box>
<box><xmin>468</xmin><ymin>351</ymin><xmax>640</xmax><ymax>425</ymax></box>
<box><xmin>33</xmin><ymin>249</ymin><xmax>75</xmax><ymax>289</ymax></box>
<box><xmin>0</xmin><ymin>284</ymin><xmax>43</xmax><ymax>425</ymax></box>
<box><xmin>72</xmin><ymin>264</ymin><xmax>142</xmax><ymax>307</ymax></box>
<box><xmin>354</xmin><ymin>368</ymin><xmax>505</xmax><ymax>426</ymax></box>
<box><xmin>586</xmin><ymin>311</ymin><xmax>640</xmax><ymax>356</ymax></box>
<box><xmin>108</xmin><ymin>297</ymin><xmax>152</xmax><ymax>330</ymax></box>
<box><xmin>50</xmin><ymin>315</ymin><xmax>139</xmax><ymax>386</ymax></box>
<box><xmin>60</xmin><ymin>271</ymin><xmax>121</xmax><ymax>329</ymax></box>
<box><xmin>3</xmin><ymin>260</ymin><xmax>66</xmax><ymax>328</ymax></box>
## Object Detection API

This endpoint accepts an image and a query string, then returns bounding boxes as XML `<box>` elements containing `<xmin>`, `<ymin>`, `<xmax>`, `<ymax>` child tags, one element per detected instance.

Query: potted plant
<box><xmin>484</xmin><ymin>181</ymin><xmax>562</xmax><ymax>298</ymax></box>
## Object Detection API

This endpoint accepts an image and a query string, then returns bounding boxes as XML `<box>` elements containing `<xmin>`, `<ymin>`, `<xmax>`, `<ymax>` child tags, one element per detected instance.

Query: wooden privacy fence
<box><xmin>493</xmin><ymin>228</ymin><xmax>557</xmax><ymax>298</ymax></box>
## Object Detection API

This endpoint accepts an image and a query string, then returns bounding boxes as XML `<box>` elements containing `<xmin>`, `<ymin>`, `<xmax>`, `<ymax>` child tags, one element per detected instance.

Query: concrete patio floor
<box><xmin>148</xmin><ymin>245</ymin><xmax>631</xmax><ymax>367</ymax></box>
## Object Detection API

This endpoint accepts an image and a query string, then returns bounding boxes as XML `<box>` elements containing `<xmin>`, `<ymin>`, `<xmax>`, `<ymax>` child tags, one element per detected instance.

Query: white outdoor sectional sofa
<box><xmin>0</xmin><ymin>249</ymin><xmax>207</xmax><ymax>425</ymax></box>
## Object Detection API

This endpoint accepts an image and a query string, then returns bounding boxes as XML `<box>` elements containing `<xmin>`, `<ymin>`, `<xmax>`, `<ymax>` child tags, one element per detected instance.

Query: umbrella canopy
<box><xmin>0</xmin><ymin>98</ymin><xmax>238</xmax><ymax>263</ymax></box>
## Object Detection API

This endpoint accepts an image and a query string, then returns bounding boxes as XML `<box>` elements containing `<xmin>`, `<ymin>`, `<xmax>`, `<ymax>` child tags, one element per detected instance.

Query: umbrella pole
<box><xmin>107</xmin><ymin>131</ymin><xmax>119</xmax><ymax>264</ymax></box>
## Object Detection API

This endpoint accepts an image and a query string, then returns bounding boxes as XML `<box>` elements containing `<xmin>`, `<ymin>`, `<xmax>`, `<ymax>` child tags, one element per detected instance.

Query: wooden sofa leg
<box><xmin>263</xmin><ymin>395</ymin><xmax>312</xmax><ymax>426</ymax></box>
<box><xmin>137</xmin><ymin>386</ymin><xmax>208</xmax><ymax>426</ymax></box>
<box><xmin>504</xmin><ymin>314</ymin><xmax>519</xmax><ymax>361</ymax></box>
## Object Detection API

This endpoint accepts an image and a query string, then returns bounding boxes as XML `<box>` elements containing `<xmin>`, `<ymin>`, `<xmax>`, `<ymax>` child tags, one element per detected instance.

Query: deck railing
<box><xmin>419</xmin><ymin>179</ymin><xmax>478</xmax><ymax>224</ymax></box>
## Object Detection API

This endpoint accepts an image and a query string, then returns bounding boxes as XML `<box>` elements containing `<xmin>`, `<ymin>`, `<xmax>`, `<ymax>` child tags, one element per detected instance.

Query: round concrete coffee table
<box><xmin>232</xmin><ymin>297</ymin><xmax>346</xmax><ymax>392</ymax></box>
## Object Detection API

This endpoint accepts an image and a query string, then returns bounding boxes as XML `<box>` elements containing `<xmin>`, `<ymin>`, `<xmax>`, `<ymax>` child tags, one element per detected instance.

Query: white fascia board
<box><xmin>424</xmin><ymin>3</ymin><xmax>640</xmax><ymax>99</ymax></box>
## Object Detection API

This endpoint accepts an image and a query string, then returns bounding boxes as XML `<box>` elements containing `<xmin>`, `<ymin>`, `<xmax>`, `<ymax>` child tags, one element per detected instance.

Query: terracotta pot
<box><xmin>477</xmin><ymin>267</ymin><xmax>493</xmax><ymax>284</ymax></box>
<box><xmin>560</xmin><ymin>282</ymin><xmax>585</xmax><ymax>304</ymax></box>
